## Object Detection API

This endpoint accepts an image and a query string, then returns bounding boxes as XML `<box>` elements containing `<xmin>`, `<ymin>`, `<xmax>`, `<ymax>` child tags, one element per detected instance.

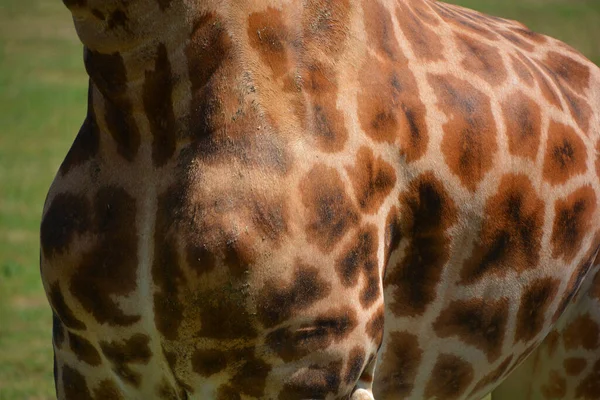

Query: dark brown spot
<box><xmin>499</xmin><ymin>31</ymin><xmax>535</xmax><ymax>52</ymax></box>
<box><xmin>62</xmin><ymin>364</ymin><xmax>93</xmax><ymax>400</ymax></box>
<box><xmin>543</xmin><ymin>121</ymin><xmax>587</xmax><ymax>185</ymax></box>
<box><xmin>576</xmin><ymin>359</ymin><xmax>600</xmax><ymax>398</ymax></box>
<box><xmin>248</xmin><ymin>8</ymin><xmax>290</xmax><ymax>78</ymax></box>
<box><xmin>186</xmin><ymin>12</ymin><xmax>231</xmax><ymax>139</ymax></box>
<box><xmin>510</xmin><ymin>54</ymin><xmax>535</xmax><ymax>87</ymax></box>
<box><xmin>144</xmin><ymin>43</ymin><xmax>177</xmax><ymax>167</ymax></box>
<box><xmin>278</xmin><ymin>361</ymin><xmax>343</xmax><ymax>400</ymax></box>
<box><xmin>469</xmin><ymin>356</ymin><xmax>513</xmax><ymax>396</ymax></box>
<box><xmin>431</xmin><ymin>2</ymin><xmax>498</xmax><ymax>41</ymax></box>
<box><xmin>85</xmin><ymin>50</ymin><xmax>140</xmax><ymax>161</ymax></box>
<box><xmin>257</xmin><ymin>262</ymin><xmax>332</xmax><ymax>328</ymax></box>
<box><xmin>156</xmin><ymin>379</ymin><xmax>180</xmax><ymax>400</ymax></box>
<box><xmin>191</xmin><ymin>349</ymin><xmax>227</xmax><ymax>377</ymax></box>
<box><xmin>217</xmin><ymin>385</ymin><xmax>240</xmax><ymax>400</ymax></box>
<box><xmin>156</xmin><ymin>0</ymin><xmax>172</xmax><ymax>11</ymax></box>
<box><xmin>302</xmin><ymin>64</ymin><xmax>349</xmax><ymax>152</ymax></box>
<box><xmin>460</xmin><ymin>174</ymin><xmax>545</xmax><ymax>284</ymax></box>
<box><xmin>542</xmin><ymin>370</ymin><xmax>567</xmax><ymax>399</ymax></box>
<box><xmin>434</xmin><ymin>298</ymin><xmax>509</xmax><ymax>362</ymax></box>
<box><xmin>363</xmin><ymin>0</ymin><xmax>400</xmax><ymax>60</ymax></box>
<box><xmin>545</xmin><ymin>330</ymin><xmax>560</xmax><ymax>356</ymax></box>
<box><xmin>347</xmin><ymin>147</ymin><xmax>396</xmax><ymax>214</ymax></box>
<box><xmin>425</xmin><ymin>354</ymin><xmax>474</xmax><ymax>400</ymax></box>
<box><xmin>70</xmin><ymin>187</ymin><xmax>140</xmax><ymax>326</ymax></box>
<box><xmin>52</xmin><ymin>314</ymin><xmax>65</xmax><ymax>348</ymax></box>
<box><xmin>455</xmin><ymin>33</ymin><xmax>507</xmax><ymax>86</ymax></box>
<box><xmin>336</xmin><ymin>224</ymin><xmax>381</xmax><ymax>307</ymax></box>
<box><xmin>551</xmin><ymin>186</ymin><xmax>596</xmax><ymax>263</ymax></box>
<box><xmin>429</xmin><ymin>73</ymin><xmax>497</xmax><ymax>191</ymax></box>
<box><xmin>300</xmin><ymin>164</ymin><xmax>359</xmax><ymax>252</ymax></box>
<box><xmin>366</xmin><ymin>306</ymin><xmax>385</xmax><ymax>345</ymax></box>
<box><xmin>515</xmin><ymin>278</ymin><xmax>560</xmax><ymax>343</ymax></box>
<box><xmin>383</xmin><ymin>206</ymin><xmax>402</xmax><ymax>272</ymax></box>
<box><xmin>563</xmin><ymin>314</ymin><xmax>599</xmax><ymax>351</ymax></box>
<box><xmin>345</xmin><ymin>346</ymin><xmax>366</xmax><ymax>384</ymax></box>
<box><xmin>60</xmin><ymin>87</ymin><xmax>100</xmax><ymax>175</ymax></box>
<box><xmin>266</xmin><ymin>307</ymin><xmax>358</xmax><ymax>362</ymax></box>
<box><xmin>502</xmin><ymin>91</ymin><xmax>542</xmax><ymax>160</ymax></box>
<box><xmin>41</xmin><ymin>193</ymin><xmax>91</xmax><ymax>258</ymax></box>
<box><xmin>375</xmin><ymin>331</ymin><xmax>422</xmax><ymax>398</ymax></box>
<box><xmin>47</xmin><ymin>284</ymin><xmax>86</xmax><ymax>330</ymax></box>
<box><xmin>302</xmin><ymin>0</ymin><xmax>351</xmax><ymax>56</ymax></box>
<box><xmin>564</xmin><ymin>357</ymin><xmax>587</xmax><ymax>376</ymax></box>
<box><xmin>100</xmin><ymin>334</ymin><xmax>152</xmax><ymax>388</ymax></box>
<box><xmin>358</xmin><ymin>57</ymin><xmax>429</xmax><ymax>161</ymax></box>
<box><xmin>68</xmin><ymin>332</ymin><xmax>101</xmax><ymax>366</ymax></box>
<box><xmin>386</xmin><ymin>173</ymin><xmax>457</xmax><ymax>317</ymax></box>
<box><xmin>395</xmin><ymin>2</ymin><xmax>444</xmax><ymax>61</ymax></box>
<box><xmin>95</xmin><ymin>379</ymin><xmax>124</xmax><ymax>399</ymax></box>
<box><xmin>545</xmin><ymin>51</ymin><xmax>591</xmax><ymax>93</ymax></box>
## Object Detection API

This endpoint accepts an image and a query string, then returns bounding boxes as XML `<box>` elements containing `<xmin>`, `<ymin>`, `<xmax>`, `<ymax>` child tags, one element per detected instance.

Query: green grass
<box><xmin>0</xmin><ymin>0</ymin><xmax>598</xmax><ymax>398</ymax></box>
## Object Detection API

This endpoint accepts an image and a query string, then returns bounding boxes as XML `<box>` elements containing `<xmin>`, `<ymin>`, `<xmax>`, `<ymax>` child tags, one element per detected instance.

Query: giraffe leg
<box><xmin>492</xmin><ymin>265</ymin><xmax>600</xmax><ymax>400</ymax></box>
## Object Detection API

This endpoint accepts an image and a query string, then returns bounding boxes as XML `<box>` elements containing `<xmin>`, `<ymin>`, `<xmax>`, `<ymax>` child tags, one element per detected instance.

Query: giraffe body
<box><xmin>41</xmin><ymin>0</ymin><xmax>600</xmax><ymax>398</ymax></box>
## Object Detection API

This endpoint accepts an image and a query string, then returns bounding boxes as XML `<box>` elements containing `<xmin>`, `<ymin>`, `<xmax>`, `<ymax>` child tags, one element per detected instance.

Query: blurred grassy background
<box><xmin>0</xmin><ymin>0</ymin><xmax>598</xmax><ymax>398</ymax></box>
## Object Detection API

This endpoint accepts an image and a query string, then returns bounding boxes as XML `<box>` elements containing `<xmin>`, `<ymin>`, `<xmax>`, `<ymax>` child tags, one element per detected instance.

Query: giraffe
<box><xmin>40</xmin><ymin>0</ymin><xmax>600</xmax><ymax>398</ymax></box>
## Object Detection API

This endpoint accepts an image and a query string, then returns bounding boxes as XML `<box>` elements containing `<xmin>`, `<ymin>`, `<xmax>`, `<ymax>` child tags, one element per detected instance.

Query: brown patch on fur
<box><xmin>70</xmin><ymin>187</ymin><xmax>140</xmax><ymax>326</ymax></box>
<box><xmin>336</xmin><ymin>224</ymin><xmax>381</xmax><ymax>307</ymax></box>
<box><xmin>563</xmin><ymin>314</ymin><xmax>600</xmax><ymax>351</ymax></box>
<box><xmin>455</xmin><ymin>33</ymin><xmax>507</xmax><ymax>85</ymax></box>
<box><xmin>469</xmin><ymin>356</ymin><xmax>513</xmax><ymax>396</ymax></box>
<box><xmin>383</xmin><ymin>206</ymin><xmax>402</xmax><ymax>272</ymax></box>
<box><xmin>347</xmin><ymin>147</ymin><xmax>397</xmax><ymax>214</ymax></box>
<box><xmin>545</xmin><ymin>330</ymin><xmax>560</xmax><ymax>356</ymax></box>
<box><xmin>515</xmin><ymin>278</ymin><xmax>560</xmax><ymax>343</ymax></box>
<box><xmin>460</xmin><ymin>174</ymin><xmax>545</xmax><ymax>284</ymax></box>
<box><xmin>41</xmin><ymin>193</ymin><xmax>91</xmax><ymax>258</ymax></box>
<box><xmin>302</xmin><ymin>0</ymin><xmax>351</xmax><ymax>56</ymax></box>
<box><xmin>62</xmin><ymin>365</ymin><xmax>93</xmax><ymax>399</ymax></box>
<box><xmin>434</xmin><ymin>298</ymin><xmax>509</xmax><ymax>362</ymax></box>
<box><xmin>576</xmin><ymin>359</ymin><xmax>600</xmax><ymax>399</ymax></box>
<box><xmin>257</xmin><ymin>262</ymin><xmax>332</xmax><ymax>328</ymax></box>
<box><xmin>248</xmin><ymin>8</ymin><xmax>291</xmax><ymax>78</ymax></box>
<box><xmin>48</xmin><ymin>284</ymin><xmax>86</xmax><ymax>330</ymax></box>
<box><xmin>366</xmin><ymin>306</ymin><xmax>385</xmax><ymax>345</ymax></box>
<box><xmin>300</xmin><ymin>164</ymin><xmax>359</xmax><ymax>252</ymax></box>
<box><xmin>564</xmin><ymin>358</ymin><xmax>587</xmax><ymax>376</ymax></box>
<box><xmin>191</xmin><ymin>349</ymin><xmax>227</xmax><ymax>377</ymax></box>
<box><xmin>266</xmin><ymin>307</ymin><xmax>358</xmax><ymax>362</ymax></box>
<box><xmin>502</xmin><ymin>91</ymin><xmax>542</xmax><ymax>160</ymax></box>
<box><xmin>60</xmin><ymin>87</ymin><xmax>100</xmax><ymax>175</ymax></box>
<box><xmin>395</xmin><ymin>2</ymin><xmax>444</xmax><ymax>61</ymax></box>
<box><xmin>425</xmin><ymin>354</ymin><xmax>474</xmax><ymax>400</ymax></box>
<box><xmin>99</xmin><ymin>334</ymin><xmax>152</xmax><ymax>387</ymax></box>
<box><xmin>542</xmin><ymin>370</ymin><xmax>567</xmax><ymax>399</ymax></box>
<box><xmin>278</xmin><ymin>360</ymin><xmax>343</xmax><ymax>399</ymax></box>
<box><xmin>86</xmin><ymin>50</ymin><xmax>140</xmax><ymax>161</ymax></box>
<box><xmin>429</xmin><ymin>73</ymin><xmax>497</xmax><ymax>191</ymax></box>
<box><xmin>144</xmin><ymin>43</ymin><xmax>177</xmax><ymax>167</ymax></box>
<box><xmin>68</xmin><ymin>332</ymin><xmax>101</xmax><ymax>366</ymax></box>
<box><xmin>551</xmin><ymin>186</ymin><xmax>596</xmax><ymax>263</ymax></box>
<box><xmin>345</xmin><ymin>346</ymin><xmax>366</xmax><ymax>384</ymax></box>
<box><xmin>387</xmin><ymin>173</ymin><xmax>457</xmax><ymax>316</ymax></box>
<box><xmin>543</xmin><ymin>121</ymin><xmax>588</xmax><ymax>185</ymax></box>
<box><xmin>510</xmin><ymin>54</ymin><xmax>535</xmax><ymax>87</ymax></box>
<box><xmin>374</xmin><ymin>332</ymin><xmax>423</xmax><ymax>398</ymax></box>
<box><xmin>545</xmin><ymin>51</ymin><xmax>591</xmax><ymax>93</ymax></box>
<box><xmin>302</xmin><ymin>64</ymin><xmax>349</xmax><ymax>152</ymax></box>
